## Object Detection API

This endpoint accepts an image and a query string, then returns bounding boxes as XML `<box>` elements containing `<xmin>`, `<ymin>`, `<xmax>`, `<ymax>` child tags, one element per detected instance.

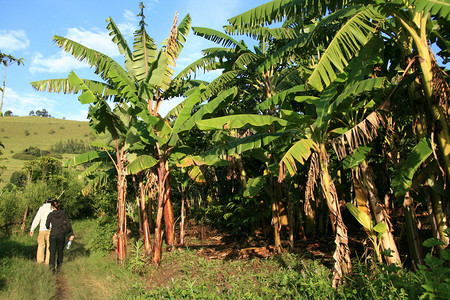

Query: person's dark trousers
<box><xmin>49</xmin><ymin>233</ymin><xmax>65</xmax><ymax>272</ymax></box>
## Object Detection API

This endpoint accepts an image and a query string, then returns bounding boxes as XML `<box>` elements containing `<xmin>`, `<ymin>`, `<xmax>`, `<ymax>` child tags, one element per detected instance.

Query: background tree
<box><xmin>0</xmin><ymin>52</ymin><xmax>24</xmax><ymax>117</ymax></box>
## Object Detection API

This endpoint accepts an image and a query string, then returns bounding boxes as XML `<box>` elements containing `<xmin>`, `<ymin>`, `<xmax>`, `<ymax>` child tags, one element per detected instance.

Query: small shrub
<box><xmin>48</xmin><ymin>129</ymin><xmax>55</xmax><ymax>134</ymax></box>
<box><xmin>24</xmin><ymin>130</ymin><xmax>30</xmax><ymax>136</ymax></box>
<box><xmin>88</xmin><ymin>216</ymin><xmax>116</xmax><ymax>252</ymax></box>
<box><xmin>59</xmin><ymin>126</ymin><xmax>65</xmax><ymax>129</ymax></box>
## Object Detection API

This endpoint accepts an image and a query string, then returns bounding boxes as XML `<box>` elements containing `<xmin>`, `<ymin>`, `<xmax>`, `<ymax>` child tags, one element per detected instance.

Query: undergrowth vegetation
<box><xmin>1</xmin><ymin>219</ymin><xmax>448</xmax><ymax>299</ymax></box>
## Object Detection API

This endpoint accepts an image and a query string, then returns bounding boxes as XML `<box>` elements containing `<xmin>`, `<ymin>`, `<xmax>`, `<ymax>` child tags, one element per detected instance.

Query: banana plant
<box><xmin>31</xmin><ymin>2</ymin><xmax>192</xmax><ymax>264</ymax></box>
<box><xmin>228</xmin><ymin>0</ymin><xmax>450</xmax><ymax>177</ymax></box>
<box><xmin>346</xmin><ymin>202</ymin><xmax>388</xmax><ymax>262</ymax></box>
<box><xmin>64</xmin><ymin>100</ymin><xmax>146</xmax><ymax>263</ymax></box>
<box><xmin>178</xmin><ymin>23</ymin><xmax>311</xmax><ymax>253</ymax></box>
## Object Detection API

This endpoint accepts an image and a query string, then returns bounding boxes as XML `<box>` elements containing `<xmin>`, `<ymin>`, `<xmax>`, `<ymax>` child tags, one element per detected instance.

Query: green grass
<box><xmin>0</xmin><ymin>232</ymin><xmax>57</xmax><ymax>300</ymax></box>
<box><xmin>0</xmin><ymin>218</ymin><xmax>434</xmax><ymax>299</ymax></box>
<box><xmin>0</xmin><ymin>116</ymin><xmax>93</xmax><ymax>188</ymax></box>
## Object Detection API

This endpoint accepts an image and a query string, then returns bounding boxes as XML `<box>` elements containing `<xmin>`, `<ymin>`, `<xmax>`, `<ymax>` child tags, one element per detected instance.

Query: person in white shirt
<box><xmin>30</xmin><ymin>197</ymin><xmax>54</xmax><ymax>264</ymax></box>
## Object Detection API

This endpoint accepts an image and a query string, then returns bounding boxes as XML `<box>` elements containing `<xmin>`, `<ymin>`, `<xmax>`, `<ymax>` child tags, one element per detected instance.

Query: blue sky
<box><xmin>1</xmin><ymin>0</ymin><xmax>267</xmax><ymax>121</ymax></box>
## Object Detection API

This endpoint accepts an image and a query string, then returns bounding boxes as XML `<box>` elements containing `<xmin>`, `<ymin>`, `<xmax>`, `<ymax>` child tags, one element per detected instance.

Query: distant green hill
<box><xmin>0</xmin><ymin>116</ymin><xmax>93</xmax><ymax>188</ymax></box>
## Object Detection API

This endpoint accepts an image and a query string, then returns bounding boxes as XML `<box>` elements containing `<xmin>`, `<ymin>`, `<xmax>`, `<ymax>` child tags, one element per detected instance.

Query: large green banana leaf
<box><xmin>30</xmin><ymin>77</ymin><xmax>117</xmax><ymax>98</ymax></box>
<box><xmin>307</xmin><ymin>6</ymin><xmax>382</xmax><ymax>91</ymax></box>
<box><xmin>171</xmin><ymin>88</ymin><xmax>203</xmax><ymax>133</ymax></box>
<box><xmin>317</xmin><ymin>77</ymin><xmax>385</xmax><ymax>124</ymax></box>
<box><xmin>192</xmin><ymin>27</ymin><xmax>246</xmax><ymax>49</ymax></box>
<box><xmin>244</xmin><ymin>176</ymin><xmax>266</xmax><ymax>197</ymax></box>
<box><xmin>391</xmin><ymin>137</ymin><xmax>433</xmax><ymax>196</ymax></box>
<box><xmin>411</xmin><ymin>0</ymin><xmax>450</xmax><ymax>20</ymax></box>
<box><xmin>127</xmin><ymin>154</ymin><xmax>158</xmax><ymax>175</ymax></box>
<box><xmin>227</xmin><ymin>0</ymin><xmax>330</xmax><ymax>32</ymax></box>
<box><xmin>196</xmin><ymin>114</ymin><xmax>289</xmax><ymax>131</ymax></box>
<box><xmin>106</xmin><ymin>17</ymin><xmax>134</xmax><ymax>76</ymax></box>
<box><xmin>175</xmin><ymin>87</ymin><xmax>236</xmax><ymax>133</ymax></box>
<box><xmin>53</xmin><ymin>35</ymin><xmax>134</xmax><ymax>88</ymax></box>
<box><xmin>256</xmin><ymin>34</ymin><xmax>309</xmax><ymax>74</ymax></box>
<box><xmin>175</xmin><ymin>47</ymin><xmax>235</xmax><ymax>80</ymax></box>
<box><xmin>89</xmin><ymin>100</ymin><xmax>127</xmax><ymax>142</ymax></box>
<box><xmin>64</xmin><ymin>150</ymin><xmax>109</xmax><ymax>167</ymax></box>
<box><xmin>132</xmin><ymin>20</ymin><xmax>158</xmax><ymax>83</ymax></box>
<box><xmin>225</xmin><ymin>25</ymin><xmax>301</xmax><ymax>42</ymax></box>
<box><xmin>143</xmin><ymin>50</ymin><xmax>170</xmax><ymax>91</ymax></box>
<box><xmin>226</xmin><ymin>132</ymin><xmax>285</xmax><ymax>156</ymax></box>
<box><xmin>256</xmin><ymin>85</ymin><xmax>306</xmax><ymax>110</ymax></box>
<box><xmin>280</xmin><ymin>138</ymin><xmax>315</xmax><ymax>176</ymax></box>
<box><xmin>67</xmin><ymin>72</ymin><xmax>98</xmax><ymax>104</ymax></box>
<box><xmin>174</xmin><ymin>14</ymin><xmax>192</xmax><ymax>58</ymax></box>
<box><xmin>346</xmin><ymin>202</ymin><xmax>373</xmax><ymax>232</ymax></box>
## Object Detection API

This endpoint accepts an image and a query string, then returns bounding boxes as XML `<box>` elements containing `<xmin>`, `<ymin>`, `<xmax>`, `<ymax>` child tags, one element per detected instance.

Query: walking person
<box><xmin>45</xmin><ymin>199</ymin><xmax>74</xmax><ymax>273</ymax></box>
<box><xmin>30</xmin><ymin>197</ymin><xmax>54</xmax><ymax>264</ymax></box>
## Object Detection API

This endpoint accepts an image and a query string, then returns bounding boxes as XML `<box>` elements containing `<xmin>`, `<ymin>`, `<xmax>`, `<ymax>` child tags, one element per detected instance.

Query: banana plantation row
<box><xmin>31</xmin><ymin>0</ymin><xmax>449</xmax><ymax>286</ymax></box>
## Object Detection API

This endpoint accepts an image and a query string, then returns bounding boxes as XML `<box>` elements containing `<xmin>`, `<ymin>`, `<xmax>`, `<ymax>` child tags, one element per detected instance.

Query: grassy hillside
<box><xmin>0</xmin><ymin>116</ymin><xmax>93</xmax><ymax>187</ymax></box>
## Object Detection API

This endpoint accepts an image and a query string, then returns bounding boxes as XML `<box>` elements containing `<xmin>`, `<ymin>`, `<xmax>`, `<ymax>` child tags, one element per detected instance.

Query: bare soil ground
<box><xmin>146</xmin><ymin>223</ymin><xmax>346</xmax><ymax>290</ymax></box>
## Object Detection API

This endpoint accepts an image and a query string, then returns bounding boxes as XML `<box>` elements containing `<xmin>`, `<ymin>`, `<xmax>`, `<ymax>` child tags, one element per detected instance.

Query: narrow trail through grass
<box><xmin>0</xmin><ymin>219</ymin><xmax>145</xmax><ymax>299</ymax></box>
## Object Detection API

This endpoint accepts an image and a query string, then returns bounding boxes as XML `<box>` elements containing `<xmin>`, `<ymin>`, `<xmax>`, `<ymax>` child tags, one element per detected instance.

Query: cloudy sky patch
<box><xmin>0</xmin><ymin>30</ymin><xmax>30</xmax><ymax>52</ymax></box>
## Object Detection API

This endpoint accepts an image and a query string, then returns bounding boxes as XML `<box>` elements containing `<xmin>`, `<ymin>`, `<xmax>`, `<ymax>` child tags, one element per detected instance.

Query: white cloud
<box><xmin>3</xmin><ymin>87</ymin><xmax>89</xmax><ymax>121</ymax></box>
<box><xmin>29</xmin><ymin>18</ymin><xmax>137</xmax><ymax>75</ymax></box>
<box><xmin>118</xmin><ymin>9</ymin><xmax>137</xmax><ymax>38</ymax></box>
<box><xmin>29</xmin><ymin>52</ymin><xmax>87</xmax><ymax>74</ymax></box>
<box><xmin>146</xmin><ymin>0</ymin><xmax>160</xmax><ymax>10</ymax></box>
<box><xmin>2</xmin><ymin>87</ymin><xmax>57</xmax><ymax>116</ymax></box>
<box><xmin>0</xmin><ymin>29</ymin><xmax>30</xmax><ymax>52</ymax></box>
<box><xmin>66</xmin><ymin>27</ymin><xmax>119</xmax><ymax>57</ymax></box>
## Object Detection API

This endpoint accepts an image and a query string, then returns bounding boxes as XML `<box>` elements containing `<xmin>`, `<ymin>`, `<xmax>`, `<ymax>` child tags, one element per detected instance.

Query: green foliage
<box><xmin>88</xmin><ymin>215</ymin><xmax>116</xmax><ymax>253</ymax></box>
<box><xmin>9</xmin><ymin>171</ymin><xmax>27</xmax><ymax>188</ymax></box>
<box><xmin>127</xmin><ymin>239</ymin><xmax>149</xmax><ymax>274</ymax></box>
<box><xmin>408</xmin><ymin>236</ymin><xmax>450</xmax><ymax>300</ymax></box>
<box><xmin>11</xmin><ymin>146</ymin><xmax>43</xmax><ymax>160</ymax></box>
<box><xmin>0</xmin><ymin>245</ymin><xmax>57</xmax><ymax>299</ymax></box>
<box><xmin>0</xmin><ymin>190</ymin><xmax>20</xmax><ymax>236</ymax></box>
<box><xmin>343</xmin><ymin>260</ymin><xmax>409</xmax><ymax>300</ymax></box>
<box><xmin>50</xmin><ymin>138</ymin><xmax>94</xmax><ymax>154</ymax></box>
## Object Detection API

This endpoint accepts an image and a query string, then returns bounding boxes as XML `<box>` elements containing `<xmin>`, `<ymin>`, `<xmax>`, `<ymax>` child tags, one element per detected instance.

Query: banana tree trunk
<box><xmin>152</xmin><ymin>157</ymin><xmax>168</xmax><ymax>265</ymax></box>
<box><xmin>271</xmin><ymin>200</ymin><xmax>282</xmax><ymax>253</ymax></box>
<box><xmin>396</xmin><ymin>14</ymin><xmax>450</xmax><ymax>178</ymax></box>
<box><xmin>116</xmin><ymin>161</ymin><xmax>127</xmax><ymax>264</ymax></box>
<box><xmin>132</xmin><ymin>175</ymin><xmax>143</xmax><ymax>235</ymax></box>
<box><xmin>270</xmin><ymin>180</ymin><xmax>283</xmax><ymax>253</ymax></box>
<box><xmin>403</xmin><ymin>192</ymin><xmax>423</xmax><ymax>267</ymax></box>
<box><xmin>360</xmin><ymin>162</ymin><xmax>401</xmax><ymax>265</ymax></box>
<box><xmin>319</xmin><ymin>150</ymin><xmax>351</xmax><ymax>287</ymax></box>
<box><xmin>180</xmin><ymin>188</ymin><xmax>186</xmax><ymax>246</ymax></box>
<box><xmin>287</xmin><ymin>196</ymin><xmax>295</xmax><ymax>251</ymax></box>
<box><xmin>139</xmin><ymin>175</ymin><xmax>152</xmax><ymax>253</ymax></box>
<box><xmin>430</xmin><ymin>188</ymin><xmax>449</xmax><ymax>248</ymax></box>
<box><xmin>163</xmin><ymin>176</ymin><xmax>175</xmax><ymax>250</ymax></box>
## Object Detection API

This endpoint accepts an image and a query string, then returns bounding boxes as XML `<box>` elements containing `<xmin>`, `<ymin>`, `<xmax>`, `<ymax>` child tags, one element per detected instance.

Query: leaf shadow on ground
<box><xmin>0</xmin><ymin>239</ymin><xmax>35</xmax><ymax>260</ymax></box>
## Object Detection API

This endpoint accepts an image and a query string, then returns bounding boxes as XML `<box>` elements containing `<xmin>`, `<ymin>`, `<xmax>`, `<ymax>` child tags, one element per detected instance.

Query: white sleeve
<box><xmin>30</xmin><ymin>207</ymin><xmax>42</xmax><ymax>232</ymax></box>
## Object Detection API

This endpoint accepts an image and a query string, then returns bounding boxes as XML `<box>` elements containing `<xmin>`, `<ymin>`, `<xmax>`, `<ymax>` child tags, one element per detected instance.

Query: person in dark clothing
<box><xmin>45</xmin><ymin>199</ymin><xmax>74</xmax><ymax>273</ymax></box>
